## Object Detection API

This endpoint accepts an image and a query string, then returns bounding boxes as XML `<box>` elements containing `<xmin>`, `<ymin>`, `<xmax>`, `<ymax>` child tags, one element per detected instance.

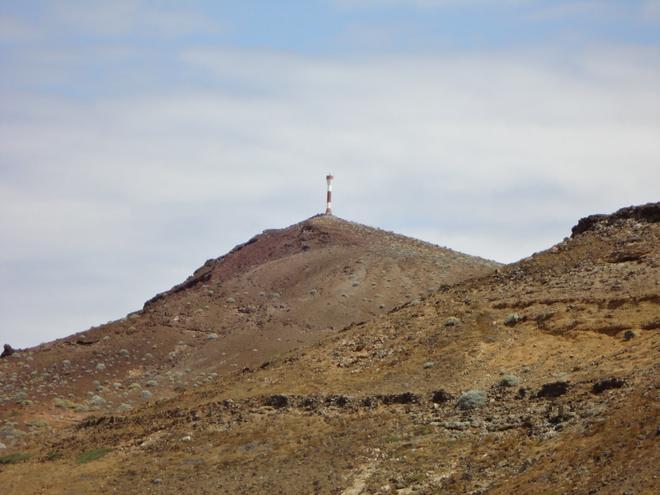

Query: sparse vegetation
<box><xmin>0</xmin><ymin>452</ymin><xmax>31</xmax><ymax>464</ymax></box>
<box><xmin>75</xmin><ymin>448</ymin><xmax>112</xmax><ymax>464</ymax></box>
<box><xmin>499</xmin><ymin>373</ymin><xmax>521</xmax><ymax>387</ymax></box>
<box><xmin>45</xmin><ymin>450</ymin><xmax>62</xmax><ymax>461</ymax></box>
<box><xmin>0</xmin><ymin>205</ymin><xmax>657</xmax><ymax>494</ymax></box>
<box><xmin>457</xmin><ymin>390</ymin><xmax>486</xmax><ymax>410</ymax></box>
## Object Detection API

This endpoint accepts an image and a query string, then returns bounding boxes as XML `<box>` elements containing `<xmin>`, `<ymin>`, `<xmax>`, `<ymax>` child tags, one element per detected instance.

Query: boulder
<box><xmin>536</xmin><ymin>381</ymin><xmax>569</xmax><ymax>398</ymax></box>
<box><xmin>1</xmin><ymin>344</ymin><xmax>15</xmax><ymax>358</ymax></box>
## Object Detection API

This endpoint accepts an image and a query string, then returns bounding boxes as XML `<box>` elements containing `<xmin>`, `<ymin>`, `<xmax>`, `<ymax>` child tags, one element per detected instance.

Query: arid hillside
<box><xmin>0</xmin><ymin>214</ymin><xmax>497</xmax><ymax>428</ymax></box>
<box><xmin>0</xmin><ymin>203</ymin><xmax>658</xmax><ymax>495</ymax></box>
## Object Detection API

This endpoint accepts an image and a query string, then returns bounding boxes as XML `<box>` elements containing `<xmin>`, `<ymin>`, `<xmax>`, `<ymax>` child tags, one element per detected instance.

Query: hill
<box><xmin>0</xmin><ymin>204</ymin><xmax>657</xmax><ymax>494</ymax></box>
<box><xmin>0</xmin><ymin>214</ymin><xmax>497</xmax><ymax>428</ymax></box>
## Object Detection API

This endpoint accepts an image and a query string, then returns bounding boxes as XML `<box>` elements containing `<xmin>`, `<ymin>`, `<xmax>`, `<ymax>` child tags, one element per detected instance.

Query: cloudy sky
<box><xmin>1</xmin><ymin>1</ymin><xmax>659</xmax><ymax>348</ymax></box>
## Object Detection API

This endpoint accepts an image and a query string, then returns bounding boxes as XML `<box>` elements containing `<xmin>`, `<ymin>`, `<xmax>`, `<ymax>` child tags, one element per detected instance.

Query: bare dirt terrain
<box><xmin>0</xmin><ymin>204</ymin><xmax>658</xmax><ymax>495</ymax></box>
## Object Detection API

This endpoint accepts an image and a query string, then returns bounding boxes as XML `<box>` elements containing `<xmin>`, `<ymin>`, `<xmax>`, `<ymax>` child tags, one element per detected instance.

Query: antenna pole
<box><xmin>325</xmin><ymin>174</ymin><xmax>334</xmax><ymax>215</ymax></box>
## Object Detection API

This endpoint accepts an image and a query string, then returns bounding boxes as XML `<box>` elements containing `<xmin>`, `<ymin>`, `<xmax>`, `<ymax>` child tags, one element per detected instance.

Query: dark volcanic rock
<box><xmin>325</xmin><ymin>395</ymin><xmax>352</xmax><ymax>408</ymax></box>
<box><xmin>378</xmin><ymin>392</ymin><xmax>420</xmax><ymax>405</ymax></box>
<box><xmin>431</xmin><ymin>389</ymin><xmax>453</xmax><ymax>404</ymax></box>
<box><xmin>592</xmin><ymin>378</ymin><xmax>626</xmax><ymax>394</ymax></box>
<box><xmin>1</xmin><ymin>344</ymin><xmax>15</xmax><ymax>358</ymax></box>
<box><xmin>571</xmin><ymin>202</ymin><xmax>660</xmax><ymax>237</ymax></box>
<box><xmin>536</xmin><ymin>381</ymin><xmax>570</xmax><ymax>398</ymax></box>
<box><xmin>263</xmin><ymin>394</ymin><xmax>289</xmax><ymax>409</ymax></box>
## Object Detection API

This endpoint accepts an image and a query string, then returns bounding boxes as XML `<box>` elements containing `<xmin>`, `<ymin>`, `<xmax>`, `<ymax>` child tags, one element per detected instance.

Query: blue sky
<box><xmin>1</xmin><ymin>0</ymin><xmax>659</xmax><ymax>347</ymax></box>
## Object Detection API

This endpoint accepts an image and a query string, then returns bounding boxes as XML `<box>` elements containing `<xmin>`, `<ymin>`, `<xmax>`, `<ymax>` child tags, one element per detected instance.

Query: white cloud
<box><xmin>1</xmin><ymin>44</ymin><xmax>659</xmax><ymax>347</ymax></box>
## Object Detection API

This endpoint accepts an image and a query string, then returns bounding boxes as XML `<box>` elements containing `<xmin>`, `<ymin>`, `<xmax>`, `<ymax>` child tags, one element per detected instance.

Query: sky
<box><xmin>1</xmin><ymin>0</ymin><xmax>659</xmax><ymax>348</ymax></box>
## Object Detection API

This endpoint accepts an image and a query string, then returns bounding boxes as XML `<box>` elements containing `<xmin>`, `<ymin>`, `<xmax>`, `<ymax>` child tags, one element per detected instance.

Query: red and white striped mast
<box><xmin>325</xmin><ymin>173</ymin><xmax>334</xmax><ymax>215</ymax></box>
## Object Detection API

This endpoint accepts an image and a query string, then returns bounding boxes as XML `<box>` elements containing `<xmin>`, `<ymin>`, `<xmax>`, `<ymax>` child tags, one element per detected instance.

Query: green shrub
<box><xmin>76</xmin><ymin>447</ymin><xmax>112</xmax><ymax>464</ymax></box>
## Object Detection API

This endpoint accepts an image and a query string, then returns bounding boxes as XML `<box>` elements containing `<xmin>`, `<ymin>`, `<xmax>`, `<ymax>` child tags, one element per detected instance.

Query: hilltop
<box><xmin>0</xmin><ymin>204</ymin><xmax>657</xmax><ymax>494</ymax></box>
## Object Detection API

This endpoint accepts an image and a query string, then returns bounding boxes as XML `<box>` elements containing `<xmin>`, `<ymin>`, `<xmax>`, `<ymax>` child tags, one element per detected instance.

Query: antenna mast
<box><xmin>325</xmin><ymin>174</ymin><xmax>334</xmax><ymax>215</ymax></box>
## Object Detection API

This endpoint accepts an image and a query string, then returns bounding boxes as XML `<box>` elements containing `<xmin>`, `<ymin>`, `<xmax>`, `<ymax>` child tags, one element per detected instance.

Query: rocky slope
<box><xmin>0</xmin><ymin>214</ymin><xmax>497</xmax><ymax>428</ymax></box>
<box><xmin>0</xmin><ymin>204</ymin><xmax>658</xmax><ymax>494</ymax></box>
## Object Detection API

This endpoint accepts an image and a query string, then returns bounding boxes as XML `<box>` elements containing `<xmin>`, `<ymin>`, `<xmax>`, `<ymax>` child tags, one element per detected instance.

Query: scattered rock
<box><xmin>118</xmin><ymin>349</ymin><xmax>130</xmax><ymax>357</ymax></box>
<box><xmin>423</xmin><ymin>361</ymin><xmax>435</xmax><ymax>369</ymax></box>
<box><xmin>95</xmin><ymin>363</ymin><xmax>106</xmax><ymax>372</ymax></box>
<box><xmin>623</xmin><ymin>330</ymin><xmax>638</xmax><ymax>341</ymax></box>
<box><xmin>140</xmin><ymin>390</ymin><xmax>153</xmax><ymax>400</ymax></box>
<box><xmin>504</xmin><ymin>313</ymin><xmax>522</xmax><ymax>326</ymax></box>
<box><xmin>443</xmin><ymin>421</ymin><xmax>469</xmax><ymax>431</ymax></box>
<box><xmin>325</xmin><ymin>395</ymin><xmax>352</xmax><ymax>408</ymax></box>
<box><xmin>207</xmin><ymin>333</ymin><xmax>219</xmax><ymax>340</ymax></box>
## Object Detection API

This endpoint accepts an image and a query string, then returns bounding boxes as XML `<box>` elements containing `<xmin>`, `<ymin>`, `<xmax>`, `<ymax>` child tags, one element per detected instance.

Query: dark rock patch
<box><xmin>571</xmin><ymin>202</ymin><xmax>660</xmax><ymax>237</ymax></box>
<box><xmin>592</xmin><ymin>378</ymin><xmax>626</xmax><ymax>394</ymax></box>
<box><xmin>1</xmin><ymin>344</ymin><xmax>15</xmax><ymax>358</ymax></box>
<box><xmin>263</xmin><ymin>395</ymin><xmax>289</xmax><ymax>409</ymax></box>
<box><xmin>378</xmin><ymin>392</ymin><xmax>420</xmax><ymax>405</ymax></box>
<box><xmin>536</xmin><ymin>381</ymin><xmax>569</xmax><ymax>398</ymax></box>
<box><xmin>325</xmin><ymin>395</ymin><xmax>351</xmax><ymax>408</ymax></box>
<box><xmin>431</xmin><ymin>389</ymin><xmax>453</xmax><ymax>404</ymax></box>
